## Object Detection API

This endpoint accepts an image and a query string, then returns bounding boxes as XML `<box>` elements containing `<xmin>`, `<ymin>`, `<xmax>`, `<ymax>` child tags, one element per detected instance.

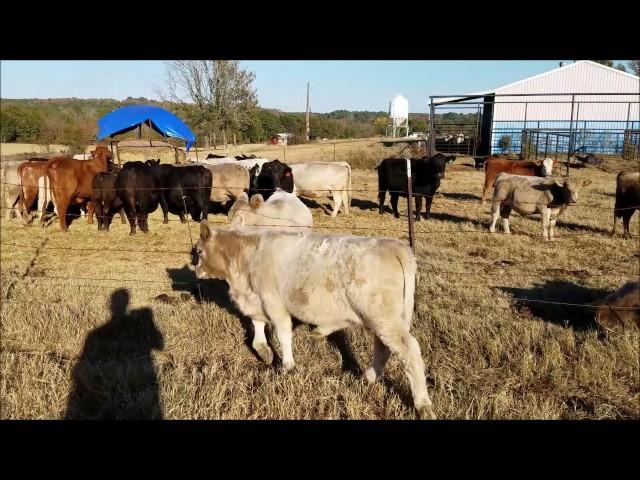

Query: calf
<box><xmin>253</xmin><ymin>159</ymin><xmax>294</xmax><ymax>199</ymax></box>
<box><xmin>377</xmin><ymin>153</ymin><xmax>455</xmax><ymax>221</ymax></box>
<box><xmin>489</xmin><ymin>173</ymin><xmax>591</xmax><ymax>241</ymax></box>
<box><xmin>228</xmin><ymin>189</ymin><xmax>312</xmax><ymax>232</ymax></box>
<box><xmin>203</xmin><ymin>163</ymin><xmax>250</xmax><ymax>207</ymax></box>
<box><xmin>13</xmin><ymin>158</ymin><xmax>50</xmax><ymax>220</ymax></box>
<box><xmin>194</xmin><ymin>224</ymin><xmax>436</xmax><ymax>419</ymax></box>
<box><xmin>289</xmin><ymin>161</ymin><xmax>352</xmax><ymax>217</ymax></box>
<box><xmin>482</xmin><ymin>156</ymin><xmax>553</xmax><ymax>204</ymax></box>
<box><xmin>160</xmin><ymin>164</ymin><xmax>212</xmax><ymax>223</ymax></box>
<box><xmin>91</xmin><ymin>172</ymin><xmax>127</xmax><ymax>231</ymax></box>
<box><xmin>611</xmin><ymin>171</ymin><xmax>639</xmax><ymax>239</ymax></box>
<box><xmin>44</xmin><ymin>146</ymin><xmax>112</xmax><ymax>231</ymax></box>
<box><xmin>116</xmin><ymin>161</ymin><xmax>163</xmax><ymax>235</ymax></box>
<box><xmin>593</xmin><ymin>281</ymin><xmax>640</xmax><ymax>330</ymax></box>
<box><xmin>2</xmin><ymin>161</ymin><xmax>28</xmax><ymax>220</ymax></box>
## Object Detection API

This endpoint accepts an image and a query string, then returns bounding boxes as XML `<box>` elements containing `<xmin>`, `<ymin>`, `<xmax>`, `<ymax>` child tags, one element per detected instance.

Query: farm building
<box><xmin>429</xmin><ymin>61</ymin><xmax>640</xmax><ymax>159</ymax></box>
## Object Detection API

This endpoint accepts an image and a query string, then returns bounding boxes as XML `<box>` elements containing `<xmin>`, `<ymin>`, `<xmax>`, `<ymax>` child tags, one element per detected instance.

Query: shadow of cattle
<box><xmin>439</xmin><ymin>191</ymin><xmax>482</xmax><ymax>201</ymax></box>
<box><xmin>560</xmin><ymin>220</ymin><xmax>613</xmax><ymax>236</ymax></box>
<box><xmin>426</xmin><ymin>211</ymin><xmax>485</xmax><ymax>227</ymax></box>
<box><xmin>351</xmin><ymin>198</ymin><xmax>385</xmax><ymax>212</ymax></box>
<box><xmin>165</xmin><ymin>265</ymin><xmax>359</xmax><ymax>372</ymax></box>
<box><xmin>498</xmin><ymin>280</ymin><xmax>613</xmax><ymax>331</ymax></box>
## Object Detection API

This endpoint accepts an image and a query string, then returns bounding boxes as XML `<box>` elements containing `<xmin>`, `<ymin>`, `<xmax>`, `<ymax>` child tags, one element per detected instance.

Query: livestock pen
<box><xmin>0</xmin><ymin>154</ymin><xmax>638</xmax><ymax>419</ymax></box>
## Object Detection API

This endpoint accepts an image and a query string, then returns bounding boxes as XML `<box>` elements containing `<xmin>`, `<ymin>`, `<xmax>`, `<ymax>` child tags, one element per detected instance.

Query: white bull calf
<box><xmin>194</xmin><ymin>224</ymin><xmax>436</xmax><ymax>419</ymax></box>
<box><xmin>289</xmin><ymin>162</ymin><xmax>351</xmax><ymax>217</ymax></box>
<box><xmin>228</xmin><ymin>189</ymin><xmax>313</xmax><ymax>232</ymax></box>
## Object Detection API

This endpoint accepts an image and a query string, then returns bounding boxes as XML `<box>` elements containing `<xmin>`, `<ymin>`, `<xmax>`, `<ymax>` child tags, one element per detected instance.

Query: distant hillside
<box><xmin>1</xmin><ymin>97</ymin><xmax>477</xmax><ymax>148</ymax></box>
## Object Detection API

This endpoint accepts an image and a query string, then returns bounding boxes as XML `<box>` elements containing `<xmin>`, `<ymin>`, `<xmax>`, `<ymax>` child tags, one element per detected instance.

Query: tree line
<box><xmin>1</xmin><ymin>60</ymin><xmax>491</xmax><ymax>149</ymax></box>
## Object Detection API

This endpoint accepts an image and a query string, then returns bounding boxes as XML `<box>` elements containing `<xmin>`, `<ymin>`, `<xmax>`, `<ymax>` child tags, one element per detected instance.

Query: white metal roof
<box><xmin>431</xmin><ymin>61</ymin><xmax>639</xmax><ymax>105</ymax></box>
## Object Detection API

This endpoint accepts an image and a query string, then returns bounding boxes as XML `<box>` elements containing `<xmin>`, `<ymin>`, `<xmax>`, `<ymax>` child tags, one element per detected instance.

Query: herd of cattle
<box><xmin>2</xmin><ymin>147</ymin><xmax>638</xmax><ymax>240</ymax></box>
<box><xmin>1</xmin><ymin>146</ymin><xmax>639</xmax><ymax>419</ymax></box>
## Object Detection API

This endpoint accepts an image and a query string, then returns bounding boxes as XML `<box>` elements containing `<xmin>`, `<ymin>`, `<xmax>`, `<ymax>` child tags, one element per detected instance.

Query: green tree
<box><xmin>628</xmin><ymin>60</ymin><xmax>640</xmax><ymax>76</ymax></box>
<box><xmin>0</xmin><ymin>108</ymin><xmax>17</xmax><ymax>142</ymax></box>
<box><xmin>592</xmin><ymin>60</ymin><xmax>615</xmax><ymax>67</ymax></box>
<box><xmin>373</xmin><ymin>116</ymin><xmax>389</xmax><ymax>135</ymax></box>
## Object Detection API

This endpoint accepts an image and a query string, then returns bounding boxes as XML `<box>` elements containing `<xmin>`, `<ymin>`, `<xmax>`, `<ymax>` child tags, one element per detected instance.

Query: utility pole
<box><xmin>305</xmin><ymin>81</ymin><xmax>310</xmax><ymax>142</ymax></box>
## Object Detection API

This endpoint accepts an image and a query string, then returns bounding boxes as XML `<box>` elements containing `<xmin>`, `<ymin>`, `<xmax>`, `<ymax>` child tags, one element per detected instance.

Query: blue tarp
<box><xmin>97</xmin><ymin>105</ymin><xmax>196</xmax><ymax>151</ymax></box>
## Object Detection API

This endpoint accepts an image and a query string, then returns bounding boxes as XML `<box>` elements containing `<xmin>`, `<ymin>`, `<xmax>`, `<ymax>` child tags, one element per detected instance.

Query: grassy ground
<box><xmin>1</xmin><ymin>151</ymin><xmax>638</xmax><ymax>419</ymax></box>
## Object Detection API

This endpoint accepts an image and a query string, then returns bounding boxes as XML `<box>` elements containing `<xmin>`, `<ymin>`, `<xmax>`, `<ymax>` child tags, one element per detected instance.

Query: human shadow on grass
<box><xmin>166</xmin><ymin>264</ymin><xmax>362</xmax><ymax>375</ymax></box>
<box><xmin>65</xmin><ymin>289</ymin><xmax>164</xmax><ymax>419</ymax></box>
<box><xmin>498</xmin><ymin>280</ymin><xmax>612</xmax><ymax>331</ymax></box>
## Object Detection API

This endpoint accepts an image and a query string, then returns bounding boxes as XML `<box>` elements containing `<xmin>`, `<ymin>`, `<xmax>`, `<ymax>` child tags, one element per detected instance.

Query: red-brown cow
<box><xmin>481</xmin><ymin>156</ymin><xmax>554</xmax><ymax>204</ymax></box>
<box><xmin>43</xmin><ymin>146</ymin><xmax>113</xmax><ymax>231</ymax></box>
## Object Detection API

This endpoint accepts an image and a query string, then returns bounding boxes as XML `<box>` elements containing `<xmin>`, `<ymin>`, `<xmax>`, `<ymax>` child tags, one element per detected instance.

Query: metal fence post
<box><xmin>567</xmin><ymin>94</ymin><xmax>575</xmax><ymax>177</ymax></box>
<box><xmin>406</xmin><ymin>157</ymin><xmax>415</xmax><ymax>251</ymax></box>
<box><xmin>429</xmin><ymin>101</ymin><xmax>436</xmax><ymax>156</ymax></box>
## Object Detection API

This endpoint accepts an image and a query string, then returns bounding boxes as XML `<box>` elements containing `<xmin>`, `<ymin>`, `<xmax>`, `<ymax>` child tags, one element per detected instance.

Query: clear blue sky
<box><xmin>0</xmin><ymin>60</ymin><xmax>631</xmax><ymax>113</ymax></box>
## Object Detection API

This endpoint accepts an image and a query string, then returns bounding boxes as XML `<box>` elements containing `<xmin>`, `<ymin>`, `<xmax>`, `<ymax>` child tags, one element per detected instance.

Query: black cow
<box><xmin>612</xmin><ymin>170</ymin><xmax>640</xmax><ymax>239</ymax></box>
<box><xmin>377</xmin><ymin>153</ymin><xmax>455</xmax><ymax>221</ymax></box>
<box><xmin>206</xmin><ymin>153</ymin><xmax>228</xmax><ymax>159</ymax></box>
<box><xmin>235</xmin><ymin>154</ymin><xmax>257</xmax><ymax>160</ymax></box>
<box><xmin>91</xmin><ymin>172</ymin><xmax>127</xmax><ymax>231</ymax></box>
<box><xmin>117</xmin><ymin>161</ymin><xmax>164</xmax><ymax>235</ymax></box>
<box><xmin>252</xmin><ymin>159</ymin><xmax>294</xmax><ymax>199</ymax></box>
<box><xmin>159</xmin><ymin>165</ymin><xmax>212</xmax><ymax>223</ymax></box>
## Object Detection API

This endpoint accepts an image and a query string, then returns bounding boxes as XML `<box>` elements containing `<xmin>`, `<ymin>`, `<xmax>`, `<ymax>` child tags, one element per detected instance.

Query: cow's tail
<box><xmin>395</xmin><ymin>245</ymin><xmax>417</xmax><ymax>328</ymax></box>
<box><xmin>345</xmin><ymin>161</ymin><xmax>352</xmax><ymax>205</ymax></box>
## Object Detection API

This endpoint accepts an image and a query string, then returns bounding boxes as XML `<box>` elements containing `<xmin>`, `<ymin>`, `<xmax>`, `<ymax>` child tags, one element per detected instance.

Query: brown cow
<box><xmin>44</xmin><ymin>146</ymin><xmax>113</xmax><ymax>231</ymax></box>
<box><xmin>593</xmin><ymin>281</ymin><xmax>640</xmax><ymax>330</ymax></box>
<box><xmin>481</xmin><ymin>156</ymin><xmax>554</xmax><ymax>204</ymax></box>
<box><xmin>18</xmin><ymin>158</ymin><xmax>51</xmax><ymax>221</ymax></box>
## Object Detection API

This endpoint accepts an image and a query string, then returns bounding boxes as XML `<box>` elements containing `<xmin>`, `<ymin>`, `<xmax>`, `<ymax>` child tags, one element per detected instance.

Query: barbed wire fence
<box><xmin>1</xmin><ymin>171</ymin><xmax>639</xmax><ymax>315</ymax></box>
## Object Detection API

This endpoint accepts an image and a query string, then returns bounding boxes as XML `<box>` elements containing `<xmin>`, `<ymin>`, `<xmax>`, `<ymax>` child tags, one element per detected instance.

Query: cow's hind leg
<box><xmin>378</xmin><ymin>190</ymin><xmax>386</xmax><ymax>215</ymax></box>
<box><xmin>500</xmin><ymin>204</ymin><xmax>512</xmax><ymax>234</ymax></box>
<box><xmin>341</xmin><ymin>189</ymin><xmax>350</xmax><ymax>216</ymax></box>
<box><xmin>330</xmin><ymin>190</ymin><xmax>342</xmax><ymax>218</ymax></box>
<box><xmin>262</xmin><ymin>299</ymin><xmax>295</xmax><ymax>370</ymax></box>
<box><xmin>622</xmin><ymin>211</ymin><xmax>634</xmax><ymax>239</ymax></box>
<box><xmin>364</xmin><ymin>336</ymin><xmax>391</xmax><ymax>384</ymax></box>
<box><xmin>390</xmin><ymin>194</ymin><xmax>400</xmax><ymax>218</ymax></box>
<box><xmin>234</xmin><ymin>293</ymin><xmax>274</xmax><ymax>365</ymax></box>
<box><xmin>376</xmin><ymin>325</ymin><xmax>436</xmax><ymax>420</ymax></box>
<box><xmin>489</xmin><ymin>203</ymin><xmax>501</xmax><ymax>233</ymax></box>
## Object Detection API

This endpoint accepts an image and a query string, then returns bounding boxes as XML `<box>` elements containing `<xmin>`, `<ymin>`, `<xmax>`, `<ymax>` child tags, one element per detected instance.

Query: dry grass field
<box><xmin>0</xmin><ymin>144</ymin><xmax>638</xmax><ymax>419</ymax></box>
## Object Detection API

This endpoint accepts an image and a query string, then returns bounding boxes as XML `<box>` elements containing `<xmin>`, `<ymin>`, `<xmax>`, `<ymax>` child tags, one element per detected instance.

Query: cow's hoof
<box><xmin>364</xmin><ymin>367</ymin><xmax>377</xmax><ymax>384</ymax></box>
<box><xmin>393</xmin><ymin>213</ymin><xmax>400</xmax><ymax>219</ymax></box>
<box><xmin>282</xmin><ymin>361</ymin><xmax>295</xmax><ymax>372</ymax></box>
<box><xmin>417</xmin><ymin>405</ymin><xmax>437</xmax><ymax>420</ymax></box>
<box><xmin>255</xmin><ymin>344</ymin><xmax>274</xmax><ymax>365</ymax></box>
<box><xmin>129</xmin><ymin>231</ymin><xmax>136</xmax><ymax>236</ymax></box>
<box><xmin>163</xmin><ymin>220</ymin><xmax>169</xmax><ymax>225</ymax></box>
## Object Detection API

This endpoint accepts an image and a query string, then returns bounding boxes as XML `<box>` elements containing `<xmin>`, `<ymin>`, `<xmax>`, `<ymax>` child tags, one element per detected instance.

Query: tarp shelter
<box><xmin>97</xmin><ymin>105</ymin><xmax>196</xmax><ymax>151</ymax></box>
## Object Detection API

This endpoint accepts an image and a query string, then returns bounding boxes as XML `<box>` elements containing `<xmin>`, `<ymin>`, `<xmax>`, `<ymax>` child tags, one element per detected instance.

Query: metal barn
<box><xmin>428</xmin><ymin>61</ymin><xmax>640</xmax><ymax>160</ymax></box>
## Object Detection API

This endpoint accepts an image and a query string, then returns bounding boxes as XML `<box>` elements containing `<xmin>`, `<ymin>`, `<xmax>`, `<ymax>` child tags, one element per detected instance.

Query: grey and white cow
<box><xmin>194</xmin><ymin>225</ymin><xmax>436</xmax><ymax>419</ymax></box>
<box><xmin>489</xmin><ymin>172</ymin><xmax>591</xmax><ymax>241</ymax></box>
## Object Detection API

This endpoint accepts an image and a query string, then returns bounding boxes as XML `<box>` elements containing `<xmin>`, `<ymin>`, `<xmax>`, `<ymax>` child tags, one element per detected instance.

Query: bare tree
<box><xmin>628</xmin><ymin>60</ymin><xmax>640</xmax><ymax>76</ymax></box>
<box><xmin>160</xmin><ymin>60</ymin><xmax>258</xmax><ymax>151</ymax></box>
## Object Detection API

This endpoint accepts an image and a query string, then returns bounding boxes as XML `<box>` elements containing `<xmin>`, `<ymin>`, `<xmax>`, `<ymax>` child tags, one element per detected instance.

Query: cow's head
<box><xmin>542</xmin><ymin>158</ymin><xmax>554</xmax><ymax>176</ymax></box>
<box><xmin>194</xmin><ymin>221</ymin><xmax>225</xmax><ymax>280</ymax></box>
<box><xmin>427</xmin><ymin>153</ymin><xmax>455</xmax><ymax>179</ymax></box>
<box><xmin>540</xmin><ymin>178</ymin><xmax>592</xmax><ymax>204</ymax></box>
<box><xmin>227</xmin><ymin>192</ymin><xmax>250</xmax><ymax>225</ymax></box>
